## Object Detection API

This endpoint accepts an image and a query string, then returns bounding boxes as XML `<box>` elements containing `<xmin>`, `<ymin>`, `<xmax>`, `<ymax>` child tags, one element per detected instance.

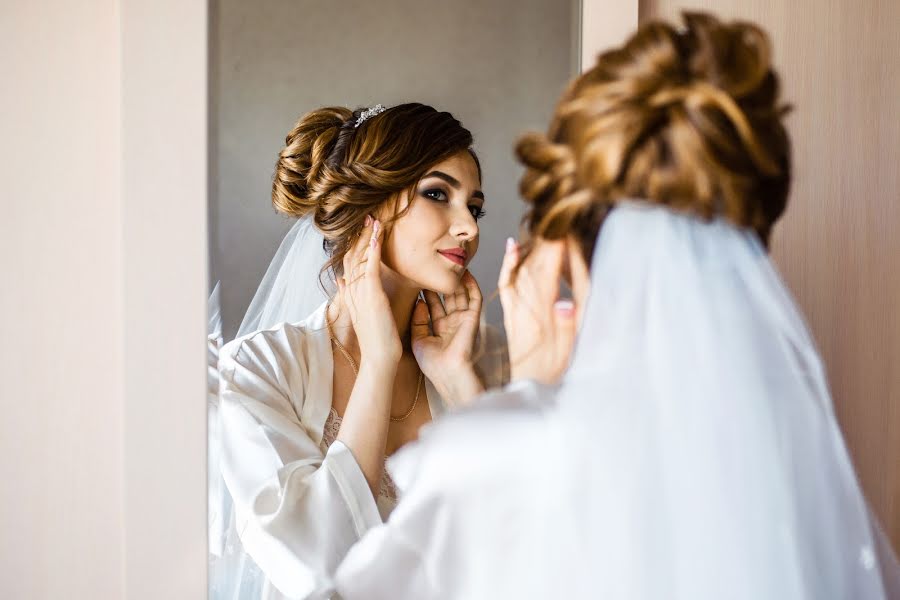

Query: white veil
<box><xmin>236</xmin><ymin>216</ymin><xmax>334</xmax><ymax>339</ymax></box>
<box><xmin>210</xmin><ymin>216</ymin><xmax>335</xmax><ymax>599</ymax></box>
<box><xmin>555</xmin><ymin>201</ymin><xmax>898</xmax><ymax>598</ymax></box>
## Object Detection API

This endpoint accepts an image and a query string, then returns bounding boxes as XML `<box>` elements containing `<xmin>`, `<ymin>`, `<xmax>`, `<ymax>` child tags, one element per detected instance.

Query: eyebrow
<box><xmin>423</xmin><ymin>170</ymin><xmax>485</xmax><ymax>201</ymax></box>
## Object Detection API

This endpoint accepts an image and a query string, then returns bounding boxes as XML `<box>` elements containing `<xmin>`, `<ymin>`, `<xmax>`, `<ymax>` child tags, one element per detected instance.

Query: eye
<box><xmin>469</xmin><ymin>206</ymin><xmax>486</xmax><ymax>221</ymax></box>
<box><xmin>421</xmin><ymin>188</ymin><xmax>448</xmax><ymax>202</ymax></box>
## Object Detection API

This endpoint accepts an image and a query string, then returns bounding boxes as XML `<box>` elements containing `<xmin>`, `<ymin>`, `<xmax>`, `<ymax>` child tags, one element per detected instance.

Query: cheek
<box><xmin>383</xmin><ymin>213</ymin><xmax>437</xmax><ymax>269</ymax></box>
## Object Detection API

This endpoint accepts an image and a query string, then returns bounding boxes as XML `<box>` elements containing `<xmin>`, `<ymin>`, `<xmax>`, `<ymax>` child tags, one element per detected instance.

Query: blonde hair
<box><xmin>516</xmin><ymin>11</ymin><xmax>791</xmax><ymax>265</ymax></box>
<box><xmin>272</xmin><ymin>103</ymin><xmax>479</xmax><ymax>286</ymax></box>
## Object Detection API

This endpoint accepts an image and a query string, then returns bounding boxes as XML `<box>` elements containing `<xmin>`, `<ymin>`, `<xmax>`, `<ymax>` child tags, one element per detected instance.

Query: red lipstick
<box><xmin>437</xmin><ymin>247</ymin><xmax>468</xmax><ymax>266</ymax></box>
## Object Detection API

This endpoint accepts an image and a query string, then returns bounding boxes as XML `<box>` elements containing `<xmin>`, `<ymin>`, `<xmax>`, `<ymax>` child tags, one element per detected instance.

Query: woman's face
<box><xmin>381</xmin><ymin>151</ymin><xmax>484</xmax><ymax>294</ymax></box>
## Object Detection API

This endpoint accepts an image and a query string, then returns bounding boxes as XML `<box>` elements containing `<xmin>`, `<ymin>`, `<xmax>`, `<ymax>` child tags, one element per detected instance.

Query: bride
<box><xmin>211</xmin><ymin>102</ymin><xmax>507</xmax><ymax>599</ymax></box>
<box><xmin>332</xmin><ymin>12</ymin><xmax>899</xmax><ymax>600</ymax></box>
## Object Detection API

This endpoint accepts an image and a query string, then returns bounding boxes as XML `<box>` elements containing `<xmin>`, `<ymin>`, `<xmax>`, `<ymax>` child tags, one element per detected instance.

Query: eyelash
<box><xmin>421</xmin><ymin>188</ymin><xmax>486</xmax><ymax>221</ymax></box>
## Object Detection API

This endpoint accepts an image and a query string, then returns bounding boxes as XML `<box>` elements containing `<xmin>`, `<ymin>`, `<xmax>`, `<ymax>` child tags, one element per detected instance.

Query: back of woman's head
<box><xmin>272</xmin><ymin>103</ymin><xmax>478</xmax><ymax>280</ymax></box>
<box><xmin>516</xmin><ymin>11</ymin><xmax>791</xmax><ymax>263</ymax></box>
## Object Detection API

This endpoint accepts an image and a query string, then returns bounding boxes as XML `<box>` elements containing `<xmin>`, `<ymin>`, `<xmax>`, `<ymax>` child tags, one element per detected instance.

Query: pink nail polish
<box><xmin>554</xmin><ymin>299</ymin><xmax>575</xmax><ymax>315</ymax></box>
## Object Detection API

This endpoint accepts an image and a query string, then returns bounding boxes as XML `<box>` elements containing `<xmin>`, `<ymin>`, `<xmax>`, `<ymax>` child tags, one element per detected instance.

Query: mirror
<box><xmin>208</xmin><ymin>0</ymin><xmax>580</xmax><ymax>597</ymax></box>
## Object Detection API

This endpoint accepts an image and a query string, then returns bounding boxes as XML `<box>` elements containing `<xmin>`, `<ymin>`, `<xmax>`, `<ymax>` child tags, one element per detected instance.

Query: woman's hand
<box><xmin>498</xmin><ymin>237</ymin><xmax>578</xmax><ymax>385</ymax></box>
<box><xmin>337</xmin><ymin>216</ymin><xmax>402</xmax><ymax>367</ymax></box>
<box><xmin>410</xmin><ymin>271</ymin><xmax>485</xmax><ymax>407</ymax></box>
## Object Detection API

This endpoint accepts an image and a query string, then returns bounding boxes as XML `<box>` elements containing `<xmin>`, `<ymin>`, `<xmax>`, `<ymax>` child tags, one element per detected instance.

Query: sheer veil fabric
<box><xmin>334</xmin><ymin>201</ymin><xmax>898</xmax><ymax>599</ymax></box>
<box><xmin>556</xmin><ymin>201</ymin><xmax>897</xmax><ymax>598</ymax></box>
<box><xmin>237</xmin><ymin>217</ymin><xmax>333</xmax><ymax>339</ymax></box>
<box><xmin>210</xmin><ymin>217</ymin><xmax>333</xmax><ymax>599</ymax></box>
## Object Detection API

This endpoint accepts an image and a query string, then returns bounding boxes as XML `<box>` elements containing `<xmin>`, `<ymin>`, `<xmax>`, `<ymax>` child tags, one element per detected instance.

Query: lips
<box><xmin>438</xmin><ymin>247</ymin><xmax>468</xmax><ymax>266</ymax></box>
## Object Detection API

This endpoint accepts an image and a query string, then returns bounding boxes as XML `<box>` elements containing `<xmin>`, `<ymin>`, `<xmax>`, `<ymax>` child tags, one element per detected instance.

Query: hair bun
<box><xmin>516</xmin><ymin>11</ymin><xmax>791</xmax><ymax>255</ymax></box>
<box><xmin>272</xmin><ymin>107</ymin><xmax>353</xmax><ymax>218</ymax></box>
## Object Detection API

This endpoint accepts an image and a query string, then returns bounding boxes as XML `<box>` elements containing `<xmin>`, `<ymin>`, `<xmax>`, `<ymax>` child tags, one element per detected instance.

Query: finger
<box><xmin>423</xmin><ymin>289</ymin><xmax>446</xmax><ymax>322</ymax></box>
<box><xmin>364</xmin><ymin>219</ymin><xmax>383</xmax><ymax>278</ymax></box>
<box><xmin>444</xmin><ymin>286</ymin><xmax>459</xmax><ymax>313</ymax></box>
<box><xmin>450</xmin><ymin>275</ymin><xmax>470</xmax><ymax>312</ymax></box>
<box><xmin>337</xmin><ymin>275</ymin><xmax>355</xmax><ymax>313</ymax></box>
<box><xmin>346</xmin><ymin>214</ymin><xmax>374</xmax><ymax>269</ymax></box>
<box><xmin>497</xmin><ymin>237</ymin><xmax>519</xmax><ymax>291</ymax></box>
<box><xmin>410</xmin><ymin>297</ymin><xmax>432</xmax><ymax>348</ymax></box>
<box><xmin>462</xmin><ymin>271</ymin><xmax>483</xmax><ymax>311</ymax></box>
<box><xmin>553</xmin><ymin>298</ymin><xmax>578</xmax><ymax>367</ymax></box>
<box><xmin>529</xmin><ymin>240</ymin><xmax>566</xmax><ymax>304</ymax></box>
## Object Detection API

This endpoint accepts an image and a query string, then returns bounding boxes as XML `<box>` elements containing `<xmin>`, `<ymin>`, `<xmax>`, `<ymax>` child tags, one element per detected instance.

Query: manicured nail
<box><xmin>506</xmin><ymin>237</ymin><xmax>516</xmax><ymax>253</ymax></box>
<box><xmin>554</xmin><ymin>299</ymin><xmax>575</xmax><ymax>316</ymax></box>
<box><xmin>371</xmin><ymin>221</ymin><xmax>379</xmax><ymax>247</ymax></box>
<box><xmin>365</xmin><ymin>215</ymin><xmax>372</xmax><ymax>226</ymax></box>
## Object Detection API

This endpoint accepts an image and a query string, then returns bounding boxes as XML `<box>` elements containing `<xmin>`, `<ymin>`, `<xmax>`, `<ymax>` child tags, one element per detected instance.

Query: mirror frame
<box><xmin>123</xmin><ymin>1</ymin><xmax>636</xmax><ymax>597</ymax></box>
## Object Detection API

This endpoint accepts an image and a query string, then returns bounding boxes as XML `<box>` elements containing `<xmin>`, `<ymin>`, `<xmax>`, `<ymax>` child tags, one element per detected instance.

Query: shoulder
<box><xmin>219</xmin><ymin>319</ymin><xmax>329</xmax><ymax>401</ymax></box>
<box><xmin>220</xmin><ymin>300</ymin><xmax>331</xmax><ymax>376</ymax></box>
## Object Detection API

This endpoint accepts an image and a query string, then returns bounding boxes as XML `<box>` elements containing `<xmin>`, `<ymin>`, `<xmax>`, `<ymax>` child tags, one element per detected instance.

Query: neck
<box><xmin>330</xmin><ymin>266</ymin><xmax>421</xmax><ymax>358</ymax></box>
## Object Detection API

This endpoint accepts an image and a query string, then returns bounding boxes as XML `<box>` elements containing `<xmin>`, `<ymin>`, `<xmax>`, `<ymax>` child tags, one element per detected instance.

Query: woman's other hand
<box><xmin>498</xmin><ymin>237</ymin><xmax>578</xmax><ymax>385</ymax></box>
<box><xmin>410</xmin><ymin>271</ymin><xmax>485</xmax><ymax>407</ymax></box>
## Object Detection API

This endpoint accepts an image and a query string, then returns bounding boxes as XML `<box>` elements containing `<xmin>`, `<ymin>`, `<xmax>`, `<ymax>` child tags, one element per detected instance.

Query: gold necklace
<box><xmin>325</xmin><ymin>303</ymin><xmax>423</xmax><ymax>422</ymax></box>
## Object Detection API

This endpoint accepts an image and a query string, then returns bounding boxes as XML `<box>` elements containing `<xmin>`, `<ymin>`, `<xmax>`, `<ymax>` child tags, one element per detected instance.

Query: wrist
<box><xmin>359</xmin><ymin>355</ymin><xmax>400</xmax><ymax>378</ymax></box>
<box><xmin>434</xmin><ymin>366</ymin><xmax>484</xmax><ymax>408</ymax></box>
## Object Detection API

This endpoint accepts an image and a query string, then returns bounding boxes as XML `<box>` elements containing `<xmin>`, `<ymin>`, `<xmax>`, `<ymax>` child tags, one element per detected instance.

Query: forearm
<box><xmin>336</xmin><ymin>360</ymin><xmax>397</xmax><ymax>495</ymax></box>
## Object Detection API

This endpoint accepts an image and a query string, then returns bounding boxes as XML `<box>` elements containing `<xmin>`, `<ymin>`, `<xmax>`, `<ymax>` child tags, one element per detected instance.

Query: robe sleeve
<box><xmin>332</xmin><ymin>381</ymin><xmax>554</xmax><ymax>600</ymax></box>
<box><xmin>218</xmin><ymin>328</ymin><xmax>382</xmax><ymax>599</ymax></box>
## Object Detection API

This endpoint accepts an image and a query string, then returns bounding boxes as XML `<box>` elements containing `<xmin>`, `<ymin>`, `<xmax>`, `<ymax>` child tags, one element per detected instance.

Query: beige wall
<box><xmin>2</xmin><ymin>1</ymin><xmax>208</xmax><ymax>597</ymax></box>
<box><xmin>581</xmin><ymin>0</ymin><xmax>639</xmax><ymax>68</ymax></box>
<box><xmin>121</xmin><ymin>1</ymin><xmax>209</xmax><ymax>597</ymax></box>
<box><xmin>1</xmin><ymin>1</ymin><xmax>124</xmax><ymax>597</ymax></box>
<box><xmin>638</xmin><ymin>0</ymin><xmax>900</xmax><ymax>549</ymax></box>
<box><xmin>212</xmin><ymin>0</ymin><xmax>579</xmax><ymax>337</ymax></box>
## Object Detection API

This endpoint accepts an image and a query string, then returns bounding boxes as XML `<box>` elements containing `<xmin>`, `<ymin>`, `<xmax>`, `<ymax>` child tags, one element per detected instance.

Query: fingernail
<box><xmin>365</xmin><ymin>215</ymin><xmax>372</xmax><ymax>226</ymax></box>
<box><xmin>554</xmin><ymin>299</ymin><xmax>575</xmax><ymax>316</ymax></box>
<box><xmin>506</xmin><ymin>237</ymin><xmax>516</xmax><ymax>253</ymax></box>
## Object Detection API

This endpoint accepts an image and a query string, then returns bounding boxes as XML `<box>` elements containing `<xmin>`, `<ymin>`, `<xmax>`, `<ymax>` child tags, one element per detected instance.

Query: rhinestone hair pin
<box><xmin>354</xmin><ymin>104</ymin><xmax>387</xmax><ymax>128</ymax></box>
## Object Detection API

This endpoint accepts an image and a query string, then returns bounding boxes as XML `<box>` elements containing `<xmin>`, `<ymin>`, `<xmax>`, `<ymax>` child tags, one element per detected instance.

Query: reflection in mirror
<box><xmin>208</xmin><ymin>1</ymin><xmax>579</xmax><ymax>597</ymax></box>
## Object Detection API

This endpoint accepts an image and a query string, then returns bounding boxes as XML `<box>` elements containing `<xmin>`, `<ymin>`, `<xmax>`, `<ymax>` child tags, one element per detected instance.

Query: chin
<box><xmin>414</xmin><ymin>273</ymin><xmax>461</xmax><ymax>295</ymax></box>
<box><xmin>400</xmin><ymin>267</ymin><xmax>463</xmax><ymax>295</ymax></box>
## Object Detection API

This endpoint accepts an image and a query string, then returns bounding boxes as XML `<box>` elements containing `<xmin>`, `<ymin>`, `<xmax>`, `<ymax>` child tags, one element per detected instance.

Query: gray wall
<box><xmin>212</xmin><ymin>0</ymin><xmax>578</xmax><ymax>338</ymax></box>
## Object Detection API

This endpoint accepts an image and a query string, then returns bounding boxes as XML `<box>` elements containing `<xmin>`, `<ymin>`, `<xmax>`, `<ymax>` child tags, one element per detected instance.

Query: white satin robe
<box><xmin>217</xmin><ymin>301</ymin><xmax>507</xmax><ymax>599</ymax></box>
<box><xmin>330</xmin><ymin>380</ymin><xmax>558</xmax><ymax>600</ymax></box>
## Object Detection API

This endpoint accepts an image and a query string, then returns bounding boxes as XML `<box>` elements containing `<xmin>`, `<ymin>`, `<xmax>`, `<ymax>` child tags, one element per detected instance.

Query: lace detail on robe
<box><xmin>319</xmin><ymin>407</ymin><xmax>399</xmax><ymax>517</ymax></box>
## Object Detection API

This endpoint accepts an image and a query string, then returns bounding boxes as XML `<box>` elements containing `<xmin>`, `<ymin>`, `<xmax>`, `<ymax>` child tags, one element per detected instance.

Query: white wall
<box><xmin>1</xmin><ymin>1</ymin><xmax>124</xmax><ymax>596</ymax></box>
<box><xmin>212</xmin><ymin>0</ymin><xmax>579</xmax><ymax>337</ymax></box>
<box><xmin>121</xmin><ymin>1</ymin><xmax>209</xmax><ymax>597</ymax></box>
<box><xmin>2</xmin><ymin>1</ymin><xmax>208</xmax><ymax>597</ymax></box>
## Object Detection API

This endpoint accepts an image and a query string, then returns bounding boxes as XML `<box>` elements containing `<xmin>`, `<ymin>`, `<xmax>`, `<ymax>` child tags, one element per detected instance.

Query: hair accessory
<box><xmin>354</xmin><ymin>104</ymin><xmax>387</xmax><ymax>128</ymax></box>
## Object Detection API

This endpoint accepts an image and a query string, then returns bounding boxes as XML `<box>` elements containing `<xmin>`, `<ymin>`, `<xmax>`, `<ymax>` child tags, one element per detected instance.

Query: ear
<box><xmin>565</xmin><ymin>236</ymin><xmax>591</xmax><ymax>325</ymax></box>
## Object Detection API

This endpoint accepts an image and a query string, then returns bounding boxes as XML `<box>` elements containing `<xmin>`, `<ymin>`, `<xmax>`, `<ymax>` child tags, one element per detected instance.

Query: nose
<box><xmin>449</xmin><ymin>206</ymin><xmax>478</xmax><ymax>243</ymax></box>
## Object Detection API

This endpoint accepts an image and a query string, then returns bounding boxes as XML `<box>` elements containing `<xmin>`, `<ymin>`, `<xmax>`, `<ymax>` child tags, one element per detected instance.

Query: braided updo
<box><xmin>516</xmin><ymin>11</ymin><xmax>792</xmax><ymax>265</ymax></box>
<box><xmin>272</xmin><ymin>103</ymin><xmax>478</xmax><ymax>282</ymax></box>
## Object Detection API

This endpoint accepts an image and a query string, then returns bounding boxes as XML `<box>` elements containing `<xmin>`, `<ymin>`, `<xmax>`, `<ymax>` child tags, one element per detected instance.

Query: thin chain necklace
<box><xmin>325</xmin><ymin>302</ymin><xmax>423</xmax><ymax>422</ymax></box>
